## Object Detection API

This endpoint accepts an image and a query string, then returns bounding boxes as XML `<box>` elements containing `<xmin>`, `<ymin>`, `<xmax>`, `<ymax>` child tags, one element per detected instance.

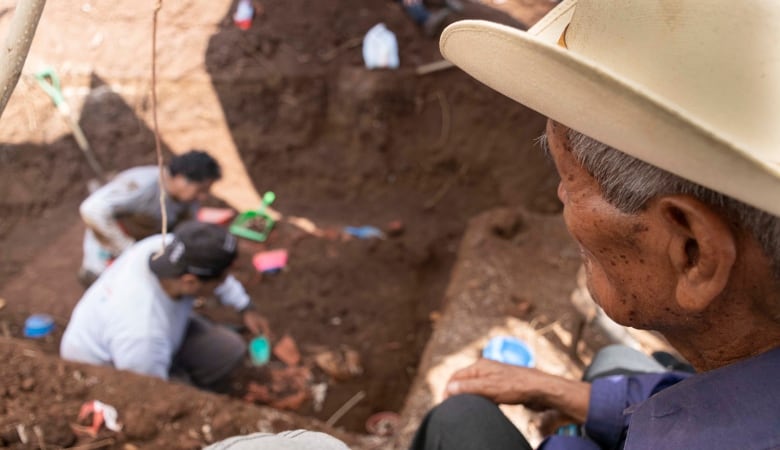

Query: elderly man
<box><xmin>61</xmin><ymin>221</ymin><xmax>269</xmax><ymax>390</ymax></box>
<box><xmin>411</xmin><ymin>1</ymin><xmax>780</xmax><ymax>449</ymax></box>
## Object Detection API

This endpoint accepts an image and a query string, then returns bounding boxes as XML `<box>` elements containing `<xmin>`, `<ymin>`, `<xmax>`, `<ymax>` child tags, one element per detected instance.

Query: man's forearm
<box><xmin>80</xmin><ymin>200</ymin><xmax>135</xmax><ymax>254</ymax></box>
<box><xmin>538</xmin><ymin>377</ymin><xmax>591</xmax><ymax>423</ymax></box>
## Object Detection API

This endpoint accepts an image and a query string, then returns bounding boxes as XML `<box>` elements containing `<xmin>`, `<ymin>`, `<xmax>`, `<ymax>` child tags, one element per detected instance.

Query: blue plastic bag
<box><xmin>482</xmin><ymin>336</ymin><xmax>535</xmax><ymax>367</ymax></box>
<box><xmin>344</xmin><ymin>226</ymin><xmax>386</xmax><ymax>239</ymax></box>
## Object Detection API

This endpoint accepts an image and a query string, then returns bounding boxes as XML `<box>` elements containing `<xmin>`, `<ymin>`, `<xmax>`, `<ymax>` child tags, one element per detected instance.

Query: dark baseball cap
<box><xmin>149</xmin><ymin>221</ymin><xmax>238</xmax><ymax>279</ymax></box>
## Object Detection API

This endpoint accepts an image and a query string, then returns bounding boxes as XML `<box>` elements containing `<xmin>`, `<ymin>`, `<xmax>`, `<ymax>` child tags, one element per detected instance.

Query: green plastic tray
<box><xmin>229</xmin><ymin>191</ymin><xmax>276</xmax><ymax>242</ymax></box>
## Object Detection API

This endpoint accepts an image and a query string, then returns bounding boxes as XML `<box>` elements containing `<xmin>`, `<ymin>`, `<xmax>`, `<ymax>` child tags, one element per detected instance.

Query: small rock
<box><xmin>201</xmin><ymin>424</ymin><xmax>214</xmax><ymax>443</ymax></box>
<box><xmin>20</xmin><ymin>378</ymin><xmax>35</xmax><ymax>391</ymax></box>
<box><xmin>384</xmin><ymin>220</ymin><xmax>405</xmax><ymax>237</ymax></box>
<box><xmin>314</xmin><ymin>347</ymin><xmax>362</xmax><ymax>381</ymax></box>
<box><xmin>272</xmin><ymin>334</ymin><xmax>301</xmax><ymax>367</ymax></box>
<box><xmin>314</xmin><ymin>351</ymin><xmax>343</xmax><ymax>380</ymax></box>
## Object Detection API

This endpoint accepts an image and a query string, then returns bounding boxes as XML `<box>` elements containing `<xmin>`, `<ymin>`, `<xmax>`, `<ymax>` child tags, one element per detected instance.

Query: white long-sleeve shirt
<box><xmin>79</xmin><ymin>166</ymin><xmax>197</xmax><ymax>254</ymax></box>
<box><xmin>61</xmin><ymin>234</ymin><xmax>250</xmax><ymax>380</ymax></box>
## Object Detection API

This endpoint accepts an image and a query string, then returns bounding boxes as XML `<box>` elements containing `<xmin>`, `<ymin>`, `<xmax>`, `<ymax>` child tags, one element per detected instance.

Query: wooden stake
<box><xmin>0</xmin><ymin>0</ymin><xmax>47</xmax><ymax>118</ymax></box>
<box><xmin>325</xmin><ymin>390</ymin><xmax>366</xmax><ymax>427</ymax></box>
<box><xmin>416</xmin><ymin>60</ymin><xmax>455</xmax><ymax>76</ymax></box>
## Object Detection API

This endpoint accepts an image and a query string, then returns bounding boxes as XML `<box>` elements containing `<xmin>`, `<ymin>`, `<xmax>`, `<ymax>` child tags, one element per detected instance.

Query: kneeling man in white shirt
<box><xmin>61</xmin><ymin>221</ymin><xmax>269</xmax><ymax>390</ymax></box>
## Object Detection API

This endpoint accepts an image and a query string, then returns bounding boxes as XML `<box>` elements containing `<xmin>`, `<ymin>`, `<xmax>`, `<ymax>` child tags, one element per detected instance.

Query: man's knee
<box><xmin>183</xmin><ymin>324</ymin><xmax>246</xmax><ymax>387</ymax></box>
<box><xmin>412</xmin><ymin>394</ymin><xmax>532</xmax><ymax>450</ymax></box>
<box><xmin>428</xmin><ymin>394</ymin><xmax>500</xmax><ymax>429</ymax></box>
<box><xmin>213</xmin><ymin>326</ymin><xmax>246</xmax><ymax>369</ymax></box>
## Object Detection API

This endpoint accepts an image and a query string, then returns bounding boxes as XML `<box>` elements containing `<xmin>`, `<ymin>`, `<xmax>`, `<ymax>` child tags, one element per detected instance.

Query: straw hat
<box><xmin>440</xmin><ymin>0</ymin><xmax>780</xmax><ymax>216</ymax></box>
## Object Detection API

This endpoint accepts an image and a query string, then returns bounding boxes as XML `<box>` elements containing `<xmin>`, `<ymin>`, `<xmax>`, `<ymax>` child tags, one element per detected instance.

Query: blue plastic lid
<box><xmin>24</xmin><ymin>314</ymin><xmax>54</xmax><ymax>338</ymax></box>
<box><xmin>482</xmin><ymin>336</ymin><xmax>535</xmax><ymax>367</ymax></box>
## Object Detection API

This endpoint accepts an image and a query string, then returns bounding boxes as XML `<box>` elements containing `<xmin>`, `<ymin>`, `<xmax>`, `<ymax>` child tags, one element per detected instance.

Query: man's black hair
<box><xmin>168</xmin><ymin>150</ymin><xmax>222</xmax><ymax>182</ymax></box>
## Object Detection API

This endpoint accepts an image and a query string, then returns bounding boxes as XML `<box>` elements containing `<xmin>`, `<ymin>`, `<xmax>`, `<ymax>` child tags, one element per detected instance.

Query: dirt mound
<box><xmin>0</xmin><ymin>338</ymin><xmax>383</xmax><ymax>449</ymax></box>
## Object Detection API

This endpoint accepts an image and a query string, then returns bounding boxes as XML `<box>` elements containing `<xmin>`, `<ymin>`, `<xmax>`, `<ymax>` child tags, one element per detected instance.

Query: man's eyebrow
<box><xmin>535</xmin><ymin>134</ymin><xmax>552</xmax><ymax>161</ymax></box>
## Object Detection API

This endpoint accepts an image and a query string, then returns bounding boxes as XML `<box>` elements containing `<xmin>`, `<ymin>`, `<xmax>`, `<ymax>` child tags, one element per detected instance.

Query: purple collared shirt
<box><xmin>540</xmin><ymin>347</ymin><xmax>780</xmax><ymax>450</ymax></box>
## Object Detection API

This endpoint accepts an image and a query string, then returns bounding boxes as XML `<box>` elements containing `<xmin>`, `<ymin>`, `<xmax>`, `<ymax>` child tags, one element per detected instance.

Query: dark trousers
<box><xmin>410</xmin><ymin>345</ymin><xmax>669</xmax><ymax>450</ymax></box>
<box><xmin>171</xmin><ymin>314</ymin><xmax>247</xmax><ymax>391</ymax></box>
<box><xmin>397</xmin><ymin>0</ymin><xmax>430</xmax><ymax>24</ymax></box>
<box><xmin>410</xmin><ymin>394</ymin><xmax>534</xmax><ymax>450</ymax></box>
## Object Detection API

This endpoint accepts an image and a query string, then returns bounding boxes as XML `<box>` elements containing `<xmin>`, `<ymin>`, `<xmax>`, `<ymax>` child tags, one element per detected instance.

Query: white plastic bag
<box><xmin>362</xmin><ymin>23</ymin><xmax>400</xmax><ymax>70</ymax></box>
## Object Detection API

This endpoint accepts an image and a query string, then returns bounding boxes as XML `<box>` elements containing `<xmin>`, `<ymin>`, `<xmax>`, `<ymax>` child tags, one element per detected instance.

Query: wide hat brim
<box><xmin>439</xmin><ymin>3</ymin><xmax>780</xmax><ymax>217</ymax></box>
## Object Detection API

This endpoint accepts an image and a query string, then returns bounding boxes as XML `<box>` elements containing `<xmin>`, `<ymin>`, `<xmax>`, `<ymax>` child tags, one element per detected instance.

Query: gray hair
<box><xmin>547</xmin><ymin>129</ymin><xmax>780</xmax><ymax>282</ymax></box>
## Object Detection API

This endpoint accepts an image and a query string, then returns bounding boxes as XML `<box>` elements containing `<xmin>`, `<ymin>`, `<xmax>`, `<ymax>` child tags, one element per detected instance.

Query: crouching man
<box><xmin>79</xmin><ymin>150</ymin><xmax>223</xmax><ymax>285</ymax></box>
<box><xmin>61</xmin><ymin>221</ymin><xmax>269</xmax><ymax>390</ymax></box>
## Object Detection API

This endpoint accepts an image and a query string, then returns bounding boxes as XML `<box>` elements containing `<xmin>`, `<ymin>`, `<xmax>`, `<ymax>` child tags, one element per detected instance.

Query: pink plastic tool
<box><xmin>197</xmin><ymin>207</ymin><xmax>236</xmax><ymax>225</ymax></box>
<box><xmin>252</xmin><ymin>249</ymin><xmax>289</xmax><ymax>273</ymax></box>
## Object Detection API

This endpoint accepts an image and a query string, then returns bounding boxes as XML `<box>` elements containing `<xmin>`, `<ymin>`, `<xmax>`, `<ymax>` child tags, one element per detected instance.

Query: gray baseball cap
<box><xmin>203</xmin><ymin>430</ymin><xmax>350</xmax><ymax>450</ymax></box>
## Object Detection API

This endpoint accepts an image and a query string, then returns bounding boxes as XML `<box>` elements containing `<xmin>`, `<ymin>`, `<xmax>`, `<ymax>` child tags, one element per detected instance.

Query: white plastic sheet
<box><xmin>362</xmin><ymin>23</ymin><xmax>400</xmax><ymax>70</ymax></box>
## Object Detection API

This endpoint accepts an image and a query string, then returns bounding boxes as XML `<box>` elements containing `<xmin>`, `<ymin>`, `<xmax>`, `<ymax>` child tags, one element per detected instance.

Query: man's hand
<box><xmin>242</xmin><ymin>310</ymin><xmax>271</xmax><ymax>337</ymax></box>
<box><xmin>445</xmin><ymin>359</ymin><xmax>549</xmax><ymax>407</ymax></box>
<box><xmin>445</xmin><ymin>358</ymin><xmax>591</xmax><ymax>422</ymax></box>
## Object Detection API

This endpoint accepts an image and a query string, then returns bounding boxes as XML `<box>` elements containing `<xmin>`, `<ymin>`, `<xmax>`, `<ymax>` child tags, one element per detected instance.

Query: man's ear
<box><xmin>652</xmin><ymin>195</ymin><xmax>736</xmax><ymax>313</ymax></box>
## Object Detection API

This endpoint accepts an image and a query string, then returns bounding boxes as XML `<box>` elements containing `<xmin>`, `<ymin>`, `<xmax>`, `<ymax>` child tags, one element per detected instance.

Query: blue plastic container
<box><xmin>482</xmin><ymin>336</ymin><xmax>535</xmax><ymax>367</ymax></box>
<box><xmin>248</xmin><ymin>336</ymin><xmax>271</xmax><ymax>366</ymax></box>
<box><xmin>24</xmin><ymin>314</ymin><xmax>54</xmax><ymax>338</ymax></box>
